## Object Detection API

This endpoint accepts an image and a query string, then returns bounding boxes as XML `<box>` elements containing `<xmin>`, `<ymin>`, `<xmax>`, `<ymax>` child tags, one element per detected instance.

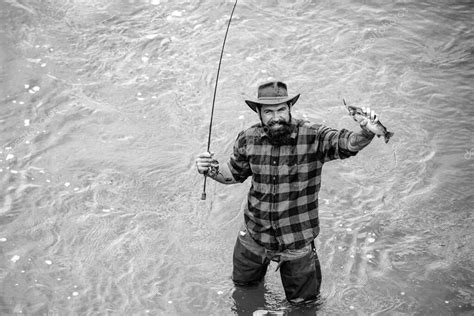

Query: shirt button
<box><xmin>273</xmin><ymin>160</ymin><xmax>276</xmax><ymax>164</ymax></box>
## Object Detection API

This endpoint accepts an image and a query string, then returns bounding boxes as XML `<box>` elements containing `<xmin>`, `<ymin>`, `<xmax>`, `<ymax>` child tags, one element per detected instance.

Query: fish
<box><xmin>343</xmin><ymin>99</ymin><xmax>394</xmax><ymax>143</ymax></box>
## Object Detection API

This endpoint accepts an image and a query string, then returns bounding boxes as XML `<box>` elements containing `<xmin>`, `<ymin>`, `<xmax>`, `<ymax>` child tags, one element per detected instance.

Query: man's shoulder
<box><xmin>231</xmin><ymin>123</ymin><xmax>263</xmax><ymax>148</ymax></box>
<box><xmin>237</xmin><ymin>123</ymin><xmax>263</xmax><ymax>138</ymax></box>
<box><xmin>295</xmin><ymin>119</ymin><xmax>323</xmax><ymax>133</ymax></box>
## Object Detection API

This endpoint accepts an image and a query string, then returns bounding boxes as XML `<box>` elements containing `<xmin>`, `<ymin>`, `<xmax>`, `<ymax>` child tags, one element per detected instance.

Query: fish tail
<box><xmin>384</xmin><ymin>131</ymin><xmax>394</xmax><ymax>143</ymax></box>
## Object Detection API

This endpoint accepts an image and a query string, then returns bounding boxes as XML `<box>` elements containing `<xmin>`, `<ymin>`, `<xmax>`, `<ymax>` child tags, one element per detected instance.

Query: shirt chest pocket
<box><xmin>288</xmin><ymin>155</ymin><xmax>318</xmax><ymax>191</ymax></box>
<box><xmin>278</xmin><ymin>156</ymin><xmax>302</xmax><ymax>191</ymax></box>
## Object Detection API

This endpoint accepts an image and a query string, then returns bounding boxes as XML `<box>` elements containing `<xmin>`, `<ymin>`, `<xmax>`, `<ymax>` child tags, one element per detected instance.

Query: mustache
<box><xmin>267</xmin><ymin>119</ymin><xmax>290</xmax><ymax>127</ymax></box>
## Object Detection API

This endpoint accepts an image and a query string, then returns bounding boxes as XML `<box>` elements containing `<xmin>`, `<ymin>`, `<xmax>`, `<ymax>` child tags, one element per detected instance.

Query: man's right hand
<box><xmin>195</xmin><ymin>152</ymin><xmax>237</xmax><ymax>184</ymax></box>
<box><xmin>195</xmin><ymin>152</ymin><xmax>214</xmax><ymax>175</ymax></box>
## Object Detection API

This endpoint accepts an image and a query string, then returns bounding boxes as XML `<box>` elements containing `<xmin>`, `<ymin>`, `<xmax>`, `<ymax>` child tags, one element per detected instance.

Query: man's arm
<box><xmin>314</xmin><ymin>106</ymin><xmax>378</xmax><ymax>161</ymax></box>
<box><xmin>196</xmin><ymin>131</ymin><xmax>251</xmax><ymax>184</ymax></box>
<box><xmin>195</xmin><ymin>152</ymin><xmax>238</xmax><ymax>184</ymax></box>
<box><xmin>347</xmin><ymin>106</ymin><xmax>377</xmax><ymax>151</ymax></box>
<box><xmin>347</xmin><ymin>128</ymin><xmax>375</xmax><ymax>151</ymax></box>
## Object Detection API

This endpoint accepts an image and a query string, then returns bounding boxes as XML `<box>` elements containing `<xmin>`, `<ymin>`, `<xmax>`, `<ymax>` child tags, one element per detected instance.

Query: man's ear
<box><xmin>256</xmin><ymin>106</ymin><xmax>264</xmax><ymax>124</ymax></box>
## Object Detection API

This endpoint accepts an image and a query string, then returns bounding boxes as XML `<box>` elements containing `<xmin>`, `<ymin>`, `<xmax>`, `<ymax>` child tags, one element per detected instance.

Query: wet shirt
<box><xmin>228</xmin><ymin>118</ymin><xmax>358</xmax><ymax>251</ymax></box>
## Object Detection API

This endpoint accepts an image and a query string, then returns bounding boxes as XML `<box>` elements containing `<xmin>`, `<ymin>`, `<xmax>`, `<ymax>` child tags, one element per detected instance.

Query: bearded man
<box><xmin>195</xmin><ymin>81</ymin><xmax>378</xmax><ymax>303</ymax></box>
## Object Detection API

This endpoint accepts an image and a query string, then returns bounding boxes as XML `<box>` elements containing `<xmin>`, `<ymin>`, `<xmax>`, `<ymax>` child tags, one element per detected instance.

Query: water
<box><xmin>0</xmin><ymin>0</ymin><xmax>473</xmax><ymax>314</ymax></box>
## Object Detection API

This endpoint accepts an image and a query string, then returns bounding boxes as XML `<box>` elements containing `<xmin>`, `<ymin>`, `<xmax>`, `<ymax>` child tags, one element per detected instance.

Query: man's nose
<box><xmin>269</xmin><ymin>111</ymin><xmax>279</xmax><ymax>119</ymax></box>
<box><xmin>273</xmin><ymin>112</ymin><xmax>284</xmax><ymax>120</ymax></box>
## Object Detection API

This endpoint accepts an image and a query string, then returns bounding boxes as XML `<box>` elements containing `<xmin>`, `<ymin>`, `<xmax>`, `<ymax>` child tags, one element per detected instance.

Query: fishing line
<box><xmin>201</xmin><ymin>0</ymin><xmax>238</xmax><ymax>200</ymax></box>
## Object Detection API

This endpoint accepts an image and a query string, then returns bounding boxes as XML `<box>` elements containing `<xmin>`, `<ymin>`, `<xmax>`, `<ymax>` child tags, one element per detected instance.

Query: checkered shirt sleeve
<box><xmin>313</xmin><ymin>124</ymin><xmax>358</xmax><ymax>161</ymax></box>
<box><xmin>228</xmin><ymin>131</ymin><xmax>252</xmax><ymax>183</ymax></box>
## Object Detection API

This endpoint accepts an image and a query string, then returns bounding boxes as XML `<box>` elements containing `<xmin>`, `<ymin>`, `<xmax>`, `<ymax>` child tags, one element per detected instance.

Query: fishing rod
<box><xmin>201</xmin><ymin>0</ymin><xmax>238</xmax><ymax>200</ymax></box>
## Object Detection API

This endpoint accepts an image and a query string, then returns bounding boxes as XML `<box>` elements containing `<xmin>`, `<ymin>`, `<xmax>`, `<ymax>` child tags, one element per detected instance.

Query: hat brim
<box><xmin>245</xmin><ymin>94</ymin><xmax>300</xmax><ymax>112</ymax></box>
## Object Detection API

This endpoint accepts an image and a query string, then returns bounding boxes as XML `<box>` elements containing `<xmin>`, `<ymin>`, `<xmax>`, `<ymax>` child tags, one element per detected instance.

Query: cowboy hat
<box><xmin>245</xmin><ymin>81</ymin><xmax>300</xmax><ymax>112</ymax></box>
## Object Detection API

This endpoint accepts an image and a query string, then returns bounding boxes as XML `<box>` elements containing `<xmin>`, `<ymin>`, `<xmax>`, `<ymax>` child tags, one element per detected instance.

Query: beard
<box><xmin>262</xmin><ymin>115</ymin><xmax>295</xmax><ymax>146</ymax></box>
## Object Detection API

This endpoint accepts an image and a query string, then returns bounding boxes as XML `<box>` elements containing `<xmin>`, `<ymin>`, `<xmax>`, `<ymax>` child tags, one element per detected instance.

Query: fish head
<box><xmin>346</xmin><ymin>105</ymin><xmax>358</xmax><ymax>116</ymax></box>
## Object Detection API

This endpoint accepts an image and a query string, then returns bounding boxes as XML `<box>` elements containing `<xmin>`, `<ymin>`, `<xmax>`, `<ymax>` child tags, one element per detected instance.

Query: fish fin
<box><xmin>343</xmin><ymin>99</ymin><xmax>351</xmax><ymax>114</ymax></box>
<box><xmin>384</xmin><ymin>131</ymin><xmax>394</xmax><ymax>143</ymax></box>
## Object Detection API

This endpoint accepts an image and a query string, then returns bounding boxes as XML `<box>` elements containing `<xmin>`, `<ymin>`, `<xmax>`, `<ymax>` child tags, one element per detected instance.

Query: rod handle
<box><xmin>201</xmin><ymin>175</ymin><xmax>208</xmax><ymax>200</ymax></box>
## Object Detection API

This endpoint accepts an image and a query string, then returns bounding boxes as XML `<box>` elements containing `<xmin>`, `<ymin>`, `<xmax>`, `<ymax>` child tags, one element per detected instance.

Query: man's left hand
<box><xmin>359</xmin><ymin>106</ymin><xmax>379</xmax><ymax>132</ymax></box>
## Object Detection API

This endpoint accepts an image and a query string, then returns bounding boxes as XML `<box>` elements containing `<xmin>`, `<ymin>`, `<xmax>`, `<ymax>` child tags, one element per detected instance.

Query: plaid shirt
<box><xmin>228</xmin><ymin>118</ymin><xmax>358</xmax><ymax>251</ymax></box>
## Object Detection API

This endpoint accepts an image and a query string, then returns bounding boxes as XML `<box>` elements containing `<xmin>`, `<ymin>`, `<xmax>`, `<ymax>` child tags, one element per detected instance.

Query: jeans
<box><xmin>232</xmin><ymin>228</ymin><xmax>322</xmax><ymax>304</ymax></box>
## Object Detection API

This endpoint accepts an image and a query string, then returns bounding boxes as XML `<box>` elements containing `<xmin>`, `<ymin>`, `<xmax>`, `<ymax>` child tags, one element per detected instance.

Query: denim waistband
<box><xmin>238</xmin><ymin>228</ymin><xmax>312</xmax><ymax>263</ymax></box>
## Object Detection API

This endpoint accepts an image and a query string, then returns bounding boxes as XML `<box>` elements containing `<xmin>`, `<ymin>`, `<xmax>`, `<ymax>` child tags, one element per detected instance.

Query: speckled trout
<box><xmin>343</xmin><ymin>99</ymin><xmax>394</xmax><ymax>143</ymax></box>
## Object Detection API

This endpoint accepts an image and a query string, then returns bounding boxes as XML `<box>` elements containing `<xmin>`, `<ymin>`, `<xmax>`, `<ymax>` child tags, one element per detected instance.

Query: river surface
<box><xmin>0</xmin><ymin>0</ymin><xmax>473</xmax><ymax>315</ymax></box>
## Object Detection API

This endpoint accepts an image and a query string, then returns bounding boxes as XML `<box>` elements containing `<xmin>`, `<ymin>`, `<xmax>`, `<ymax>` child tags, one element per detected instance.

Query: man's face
<box><xmin>258</xmin><ymin>102</ymin><xmax>294</xmax><ymax>145</ymax></box>
<box><xmin>259</xmin><ymin>102</ymin><xmax>291</xmax><ymax>132</ymax></box>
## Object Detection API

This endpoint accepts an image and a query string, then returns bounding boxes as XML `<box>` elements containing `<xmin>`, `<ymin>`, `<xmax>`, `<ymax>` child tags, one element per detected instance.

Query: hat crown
<box><xmin>244</xmin><ymin>81</ymin><xmax>300</xmax><ymax>112</ymax></box>
<box><xmin>257</xmin><ymin>81</ymin><xmax>288</xmax><ymax>99</ymax></box>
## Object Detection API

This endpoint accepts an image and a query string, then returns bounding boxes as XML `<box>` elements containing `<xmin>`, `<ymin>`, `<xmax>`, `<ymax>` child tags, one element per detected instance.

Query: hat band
<box><xmin>258</xmin><ymin>96</ymin><xmax>288</xmax><ymax>100</ymax></box>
